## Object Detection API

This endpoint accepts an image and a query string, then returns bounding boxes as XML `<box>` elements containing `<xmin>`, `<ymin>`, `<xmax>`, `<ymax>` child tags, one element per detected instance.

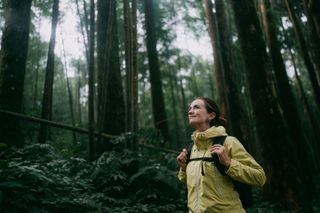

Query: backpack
<box><xmin>186</xmin><ymin>136</ymin><xmax>253</xmax><ymax>209</ymax></box>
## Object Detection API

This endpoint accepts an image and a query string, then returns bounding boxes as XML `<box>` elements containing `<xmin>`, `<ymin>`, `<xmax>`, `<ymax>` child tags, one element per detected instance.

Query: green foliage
<box><xmin>0</xmin><ymin>141</ymin><xmax>187</xmax><ymax>212</ymax></box>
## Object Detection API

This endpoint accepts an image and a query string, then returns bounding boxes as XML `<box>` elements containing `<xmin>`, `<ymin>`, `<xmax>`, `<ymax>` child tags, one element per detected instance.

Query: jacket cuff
<box><xmin>225</xmin><ymin>159</ymin><xmax>238</xmax><ymax>175</ymax></box>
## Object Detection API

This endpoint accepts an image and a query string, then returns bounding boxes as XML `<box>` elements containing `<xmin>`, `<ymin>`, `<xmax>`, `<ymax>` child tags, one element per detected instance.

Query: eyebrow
<box><xmin>189</xmin><ymin>104</ymin><xmax>201</xmax><ymax>109</ymax></box>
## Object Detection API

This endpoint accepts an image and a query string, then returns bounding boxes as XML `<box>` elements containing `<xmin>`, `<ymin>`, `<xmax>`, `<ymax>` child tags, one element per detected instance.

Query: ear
<box><xmin>208</xmin><ymin>112</ymin><xmax>216</xmax><ymax>121</ymax></box>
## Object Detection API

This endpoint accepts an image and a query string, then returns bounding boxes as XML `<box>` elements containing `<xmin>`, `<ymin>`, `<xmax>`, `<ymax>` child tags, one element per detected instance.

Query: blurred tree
<box><xmin>38</xmin><ymin>0</ymin><xmax>60</xmax><ymax>144</ymax></box>
<box><xmin>143</xmin><ymin>0</ymin><xmax>169</xmax><ymax>144</ymax></box>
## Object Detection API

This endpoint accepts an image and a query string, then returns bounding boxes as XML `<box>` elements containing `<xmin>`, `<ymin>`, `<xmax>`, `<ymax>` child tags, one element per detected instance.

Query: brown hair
<box><xmin>196</xmin><ymin>97</ymin><xmax>227</xmax><ymax>127</ymax></box>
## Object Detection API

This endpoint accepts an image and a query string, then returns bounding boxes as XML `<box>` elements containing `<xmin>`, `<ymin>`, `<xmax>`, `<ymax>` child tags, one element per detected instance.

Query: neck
<box><xmin>195</xmin><ymin>123</ymin><xmax>211</xmax><ymax>132</ymax></box>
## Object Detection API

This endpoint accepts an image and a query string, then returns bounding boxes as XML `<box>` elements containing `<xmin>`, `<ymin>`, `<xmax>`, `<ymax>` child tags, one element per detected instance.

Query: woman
<box><xmin>177</xmin><ymin>97</ymin><xmax>266</xmax><ymax>213</ymax></box>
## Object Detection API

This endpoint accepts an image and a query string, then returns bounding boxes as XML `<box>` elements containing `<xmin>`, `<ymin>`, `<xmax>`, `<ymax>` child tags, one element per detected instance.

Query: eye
<box><xmin>189</xmin><ymin>105</ymin><xmax>200</xmax><ymax>111</ymax></box>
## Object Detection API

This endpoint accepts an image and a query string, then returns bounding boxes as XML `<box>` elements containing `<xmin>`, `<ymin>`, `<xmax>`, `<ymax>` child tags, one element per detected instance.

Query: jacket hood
<box><xmin>191</xmin><ymin>126</ymin><xmax>228</xmax><ymax>149</ymax></box>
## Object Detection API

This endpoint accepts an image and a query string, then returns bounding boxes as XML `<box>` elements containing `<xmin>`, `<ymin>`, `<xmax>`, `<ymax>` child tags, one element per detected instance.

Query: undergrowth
<box><xmin>0</xmin><ymin>134</ymin><xmax>319</xmax><ymax>212</ymax></box>
<box><xmin>0</xmin><ymin>138</ymin><xmax>187</xmax><ymax>213</ymax></box>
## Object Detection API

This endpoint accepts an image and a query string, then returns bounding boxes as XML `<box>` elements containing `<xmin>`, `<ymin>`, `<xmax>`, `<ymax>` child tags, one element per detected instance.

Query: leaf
<box><xmin>0</xmin><ymin>180</ymin><xmax>24</xmax><ymax>188</ymax></box>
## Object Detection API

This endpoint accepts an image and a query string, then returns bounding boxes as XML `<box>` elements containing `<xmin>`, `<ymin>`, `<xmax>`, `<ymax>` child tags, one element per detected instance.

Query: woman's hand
<box><xmin>210</xmin><ymin>144</ymin><xmax>231</xmax><ymax>168</ymax></box>
<box><xmin>177</xmin><ymin>148</ymin><xmax>188</xmax><ymax>171</ymax></box>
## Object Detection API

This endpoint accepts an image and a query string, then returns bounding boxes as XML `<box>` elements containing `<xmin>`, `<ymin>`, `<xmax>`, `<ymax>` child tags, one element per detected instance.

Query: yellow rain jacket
<box><xmin>178</xmin><ymin>126</ymin><xmax>266</xmax><ymax>213</ymax></box>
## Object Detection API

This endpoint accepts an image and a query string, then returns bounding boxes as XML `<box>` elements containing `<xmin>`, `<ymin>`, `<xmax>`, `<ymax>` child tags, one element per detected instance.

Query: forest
<box><xmin>0</xmin><ymin>0</ymin><xmax>319</xmax><ymax>212</ymax></box>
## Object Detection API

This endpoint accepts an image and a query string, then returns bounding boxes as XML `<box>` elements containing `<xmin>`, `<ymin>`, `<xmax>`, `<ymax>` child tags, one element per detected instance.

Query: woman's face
<box><xmin>188</xmin><ymin>99</ymin><xmax>215</xmax><ymax>130</ymax></box>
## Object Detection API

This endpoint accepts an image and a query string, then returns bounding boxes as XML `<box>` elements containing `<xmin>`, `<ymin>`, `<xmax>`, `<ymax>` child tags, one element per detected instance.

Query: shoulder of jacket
<box><xmin>224</xmin><ymin>136</ymin><xmax>241</xmax><ymax>146</ymax></box>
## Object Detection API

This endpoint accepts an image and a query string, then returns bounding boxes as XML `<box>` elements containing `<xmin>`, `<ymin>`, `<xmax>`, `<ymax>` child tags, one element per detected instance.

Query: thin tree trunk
<box><xmin>177</xmin><ymin>55</ymin><xmax>189</xmax><ymax>145</ymax></box>
<box><xmin>75</xmin><ymin>0</ymin><xmax>89</xmax><ymax>62</ymax></box>
<box><xmin>168</xmin><ymin>68</ymin><xmax>180</xmax><ymax>149</ymax></box>
<box><xmin>132</xmin><ymin>0</ymin><xmax>139</xmax><ymax>150</ymax></box>
<box><xmin>88</xmin><ymin>0</ymin><xmax>96</xmax><ymax>161</ymax></box>
<box><xmin>61</xmin><ymin>35</ymin><xmax>77</xmax><ymax>144</ymax></box>
<box><xmin>285</xmin><ymin>0</ymin><xmax>320</xmax><ymax>109</ymax></box>
<box><xmin>124</xmin><ymin>0</ymin><xmax>132</xmax><ymax>133</ymax></box>
<box><xmin>38</xmin><ymin>0</ymin><xmax>59</xmax><ymax>144</ymax></box>
<box><xmin>143</xmin><ymin>0</ymin><xmax>169</xmax><ymax>144</ymax></box>
<box><xmin>76</xmin><ymin>61</ymin><xmax>83</xmax><ymax>127</ymax></box>
<box><xmin>190</xmin><ymin>67</ymin><xmax>199</xmax><ymax>96</ymax></box>
<box><xmin>33</xmin><ymin>47</ymin><xmax>40</xmax><ymax>111</ymax></box>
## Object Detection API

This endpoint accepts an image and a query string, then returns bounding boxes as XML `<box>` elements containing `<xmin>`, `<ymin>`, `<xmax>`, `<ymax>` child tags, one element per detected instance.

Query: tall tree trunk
<box><xmin>285</xmin><ymin>0</ymin><xmax>320</xmax><ymax>109</ymax></box>
<box><xmin>76</xmin><ymin>61</ymin><xmax>83</xmax><ymax>127</ymax></box>
<box><xmin>61</xmin><ymin>37</ymin><xmax>77</xmax><ymax>144</ymax></box>
<box><xmin>33</xmin><ymin>41</ymin><xmax>41</xmax><ymax>111</ymax></box>
<box><xmin>177</xmin><ymin>55</ymin><xmax>189</xmax><ymax>145</ymax></box>
<box><xmin>131</xmin><ymin>0</ymin><xmax>139</xmax><ymax>150</ymax></box>
<box><xmin>124</xmin><ymin>0</ymin><xmax>139</xmax><ymax>149</ymax></box>
<box><xmin>143</xmin><ymin>0</ymin><xmax>169</xmax><ymax>144</ymax></box>
<box><xmin>231</xmin><ymin>0</ymin><xmax>315</xmax><ymax>209</ymax></box>
<box><xmin>75</xmin><ymin>0</ymin><xmax>89</xmax><ymax>62</ymax></box>
<box><xmin>38</xmin><ymin>0</ymin><xmax>59</xmax><ymax>144</ymax></box>
<box><xmin>88</xmin><ymin>0</ymin><xmax>96</xmax><ymax>161</ymax></box>
<box><xmin>97</xmin><ymin>0</ymin><xmax>125</xmax><ymax>152</ymax></box>
<box><xmin>124</xmin><ymin>0</ymin><xmax>132</xmax><ymax>133</ymax></box>
<box><xmin>104</xmin><ymin>2</ymin><xmax>125</xmax><ymax>137</ymax></box>
<box><xmin>203</xmin><ymin>0</ymin><xmax>229</xmax><ymax>118</ymax></box>
<box><xmin>168</xmin><ymin>67</ymin><xmax>180</xmax><ymax>149</ymax></box>
<box><xmin>0</xmin><ymin>0</ymin><xmax>32</xmax><ymax>146</ymax></box>
<box><xmin>215</xmin><ymin>0</ymin><xmax>252</xmax><ymax>152</ymax></box>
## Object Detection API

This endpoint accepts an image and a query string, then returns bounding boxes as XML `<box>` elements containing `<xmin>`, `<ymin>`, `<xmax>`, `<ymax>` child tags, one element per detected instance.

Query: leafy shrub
<box><xmin>0</xmin><ymin>142</ymin><xmax>187</xmax><ymax>213</ymax></box>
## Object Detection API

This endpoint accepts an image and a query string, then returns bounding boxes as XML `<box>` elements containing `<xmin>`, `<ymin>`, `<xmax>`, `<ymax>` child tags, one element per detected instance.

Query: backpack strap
<box><xmin>186</xmin><ymin>136</ymin><xmax>227</xmax><ymax>168</ymax></box>
<box><xmin>211</xmin><ymin>136</ymin><xmax>228</xmax><ymax>175</ymax></box>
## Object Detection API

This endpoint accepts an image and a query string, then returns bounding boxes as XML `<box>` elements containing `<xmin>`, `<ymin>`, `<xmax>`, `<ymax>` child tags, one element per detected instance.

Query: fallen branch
<box><xmin>0</xmin><ymin>109</ymin><xmax>114</xmax><ymax>139</ymax></box>
<box><xmin>0</xmin><ymin>109</ymin><xmax>179</xmax><ymax>154</ymax></box>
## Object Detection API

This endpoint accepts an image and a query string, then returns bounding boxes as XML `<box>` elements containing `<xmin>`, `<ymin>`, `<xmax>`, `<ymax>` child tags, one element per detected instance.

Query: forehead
<box><xmin>190</xmin><ymin>99</ymin><xmax>205</xmax><ymax>107</ymax></box>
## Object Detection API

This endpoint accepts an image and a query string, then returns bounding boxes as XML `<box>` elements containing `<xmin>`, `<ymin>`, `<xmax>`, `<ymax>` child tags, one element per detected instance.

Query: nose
<box><xmin>188</xmin><ymin>107</ymin><xmax>193</xmax><ymax>115</ymax></box>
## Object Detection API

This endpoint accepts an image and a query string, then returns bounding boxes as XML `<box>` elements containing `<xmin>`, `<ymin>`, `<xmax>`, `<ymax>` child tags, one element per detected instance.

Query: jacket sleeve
<box><xmin>225</xmin><ymin>136</ymin><xmax>266</xmax><ymax>187</ymax></box>
<box><xmin>177</xmin><ymin>168</ymin><xmax>187</xmax><ymax>184</ymax></box>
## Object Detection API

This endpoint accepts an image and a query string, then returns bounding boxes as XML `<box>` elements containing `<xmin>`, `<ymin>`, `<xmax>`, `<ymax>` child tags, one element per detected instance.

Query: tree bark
<box><xmin>131</xmin><ymin>0</ymin><xmax>139</xmax><ymax>150</ymax></box>
<box><xmin>231</xmin><ymin>0</ymin><xmax>315</xmax><ymax>209</ymax></box>
<box><xmin>285</xmin><ymin>0</ymin><xmax>320</xmax><ymax>109</ymax></box>
<box><xmin>124</xmin><ymin>0</ymin><xmax>132</xmax><ymax>133</ymax></box>
<box><xmin>61</xmin><ymin>37</ymin><xmax>77</xmax><ymax>144</ymax></box>
<box><xmin>88</xmin><ymin>0</ymin><xmax>96</xmax><ymax>161</ymax></box>
<box><xmin>143</xmin><ymin>0</ymin><xmax>169</xmax><ymax>144</ymax></box>
<box><xmin>38</xmin><ymin>0</ymin><xmax>59</xmax><ymax>144</ymax></box>
<box><xmin>97</xmin><ymin>0</ymin><xmax>125</xmax><ymax>152</ymax></box>
<box><xmin>203</xmin><ymin>0</ymin><xmax>228</xmax><ymax>117</ymax></box>
<box><xmin>215</xmin><ymin>0</ymin><xmax>252</xmax><ymax>152</ymax></box>
<box><xmin>124</xmin><ymin>0</ymin><xmax>139</xmax><ymax>149</ymax></box>
<box><xmin>0</xmin><ymin>0</ymin><xmax>32</xmax><ymax>146</ymax></box>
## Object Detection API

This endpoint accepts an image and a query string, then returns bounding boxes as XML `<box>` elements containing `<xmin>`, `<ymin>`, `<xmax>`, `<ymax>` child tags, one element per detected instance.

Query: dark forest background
<box><xmin>0</xmin><ymin>0</ymin><xmax>320</xmax><ymax>212</ymax></box>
